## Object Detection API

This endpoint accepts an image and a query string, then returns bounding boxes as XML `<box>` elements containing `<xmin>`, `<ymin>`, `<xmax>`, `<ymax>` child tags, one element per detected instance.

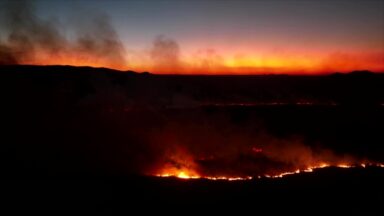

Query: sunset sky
<box><xmin>1</xmin><ymin>0</ymin><xmax>383</xmax><ymax>74</ymax></box>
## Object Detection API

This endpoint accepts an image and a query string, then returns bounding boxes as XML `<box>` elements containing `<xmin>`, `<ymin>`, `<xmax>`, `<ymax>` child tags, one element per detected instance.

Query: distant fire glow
<box><xmin>156</xmin><ymin>162</ymin><xmax>384</xmax><ymax>181</ymax></box>
<box><xmin>148</xmin><ymin>113</ymin><xmax>384</xmax><ymax>181</ymax></box>
<box><xmin>152</xmin><ymin>140</ymin><xmax>384</xmax><ymax>181</ymax></box>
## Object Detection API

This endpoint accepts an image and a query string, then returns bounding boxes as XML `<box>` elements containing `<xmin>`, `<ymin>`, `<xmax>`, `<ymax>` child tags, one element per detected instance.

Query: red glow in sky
<box><xmin>1</xmin><ymin>0</ymin><xmax>383</xmax><ymax>74</ymax></box>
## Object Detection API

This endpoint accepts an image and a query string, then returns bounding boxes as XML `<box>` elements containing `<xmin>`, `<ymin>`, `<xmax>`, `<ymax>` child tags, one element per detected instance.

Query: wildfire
<box><xmin>153</xmin><ymin>134</ymin><xmax>384</xmax><ymax>181</ymax></box>
<box><xmin>155</xmin><ymin>162</ymin><xmax>384</xmax><ymax>181</ymax></box>
<box><xmin>158</xmin><ymin>170</ymin><xmax>200</xmax><ymax>179</ymax></box>
<box><xmin>156</xmin><ymin>150</ymin><xmax>200</xmax><ymax>180</ymax></box>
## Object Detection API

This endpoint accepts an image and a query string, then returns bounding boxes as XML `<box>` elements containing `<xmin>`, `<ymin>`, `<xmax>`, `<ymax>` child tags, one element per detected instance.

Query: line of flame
<box><xmin>156</xmin><ymin>163</ymin><xmax>384</xmax><ymax>181</ymax></box>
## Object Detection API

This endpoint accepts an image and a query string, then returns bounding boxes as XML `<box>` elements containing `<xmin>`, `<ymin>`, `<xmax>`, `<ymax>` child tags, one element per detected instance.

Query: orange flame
<box><xmin>157</xmin><ymin>167</ymin><xmax>200</xmax><ymax>179</ymax></box>
<box><xmin>155</xmin><ymin>162</ymin><xmax>384</xmax><ymax>181</ymax></box>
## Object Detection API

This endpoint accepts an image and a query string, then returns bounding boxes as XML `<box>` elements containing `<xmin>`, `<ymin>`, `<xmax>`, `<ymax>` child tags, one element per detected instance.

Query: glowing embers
<box><xmin>152</xmin><ymin>131</ymin><xmax>384</xmax><ymax>181</ymax></box>
<box><xmin>205</xmin><ymin>176</ymin><xmax>253</xmax><ymax>181</ymax></box>
<box><xmin>155</xmin><ymin>163</ymin><xmax>384</xmax><ymax>181</ymax></box>
<box><xmin>157</xmin><ymin>169</ymin><xmax>200</xmax><ymax>179</ymax></box>
<box><xmin>156</xmin><ymin>147</ymin><xmax>200</xmax><ymax>179</ymax></box>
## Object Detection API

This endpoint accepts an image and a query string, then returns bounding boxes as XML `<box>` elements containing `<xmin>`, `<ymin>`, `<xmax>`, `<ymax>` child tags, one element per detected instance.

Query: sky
<box><xmin>1</xmin><ymin>0</ymin><xmax>383</xmax><ymax>74</ymax></box>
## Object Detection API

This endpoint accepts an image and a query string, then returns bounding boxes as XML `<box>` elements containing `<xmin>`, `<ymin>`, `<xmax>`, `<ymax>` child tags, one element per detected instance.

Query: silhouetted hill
<box><xmin>1</xmin><ymin>65</ymin><xmax>383</xmax><ymax>108</ymax></box>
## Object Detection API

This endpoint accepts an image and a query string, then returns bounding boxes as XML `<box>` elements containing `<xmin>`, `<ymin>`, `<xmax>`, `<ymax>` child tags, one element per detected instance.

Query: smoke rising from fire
<box><xmin>141</xmin><ymin>110</ymin><xmax>368</xmax><ymax>178</ymax></box>
<box><xmin>0</xmin><ymin>0</ymin><xmax>126</xmax><ymax>69</ymax></box>
<box><xmin>32</xmin><ymin>70</ymin><xmax>379</xmax><ymax>177</ymax></box>
<box><xmin>150</xmin><ymin>35</ymin><xmax>181</xmax><ymax>73</ymax></box>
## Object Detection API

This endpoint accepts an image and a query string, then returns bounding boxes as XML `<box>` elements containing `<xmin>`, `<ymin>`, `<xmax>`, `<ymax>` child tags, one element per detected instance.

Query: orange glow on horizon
<box><xmin>20</xmin><ymin>50</ymin><xmax>384</xmax><ymax>74</ymax></box>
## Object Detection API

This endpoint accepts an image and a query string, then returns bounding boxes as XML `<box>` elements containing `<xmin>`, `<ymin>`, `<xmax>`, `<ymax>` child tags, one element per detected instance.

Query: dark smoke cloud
<box><xmin>0</xmin><ymin>0</ymin><xmax>126</xmax><ymax>68</ymax></box>
<box><xmin>150</xmin><ymin>35</ymin><xmax>181</xmax><ymax>72</ymax></box>
<box><xmin>0</xmin><ymin>0</ymin><xmax>67</xmax><ymax>63</ymax></box>
<box><xmin>71</xmin><ymin>11</ymin><xmax>126</xmax><ymax>69</ymax></box>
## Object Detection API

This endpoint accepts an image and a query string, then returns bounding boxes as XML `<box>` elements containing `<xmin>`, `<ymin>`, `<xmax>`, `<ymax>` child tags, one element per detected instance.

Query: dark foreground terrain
<box><xmin>3</xmin><ymin>167</ymin><xmax>384</xmax><ymax>214</ymax></box>
<box><xmin>1</xmin><ymin>65</ymin><xmax>384</xmax><ymax>213</ymax></box>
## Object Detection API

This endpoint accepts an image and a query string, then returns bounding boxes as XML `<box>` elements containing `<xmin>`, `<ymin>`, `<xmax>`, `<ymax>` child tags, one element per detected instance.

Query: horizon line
<box><xmin>2</xmin><ymin>64</ymin><xmax>383</xmax><ymax>76</ymax></box>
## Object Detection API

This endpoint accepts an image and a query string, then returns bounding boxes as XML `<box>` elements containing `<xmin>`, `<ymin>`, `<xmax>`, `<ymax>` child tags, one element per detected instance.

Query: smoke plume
<box><xmin>150</xmin><ymin>35</ymin><xmax>181</xmax><ymax>73</ymax></box>
<box><xmin>0</xmin><ymin>0</ymin><xmax>126</xmax><ymax>69</ymax></box>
